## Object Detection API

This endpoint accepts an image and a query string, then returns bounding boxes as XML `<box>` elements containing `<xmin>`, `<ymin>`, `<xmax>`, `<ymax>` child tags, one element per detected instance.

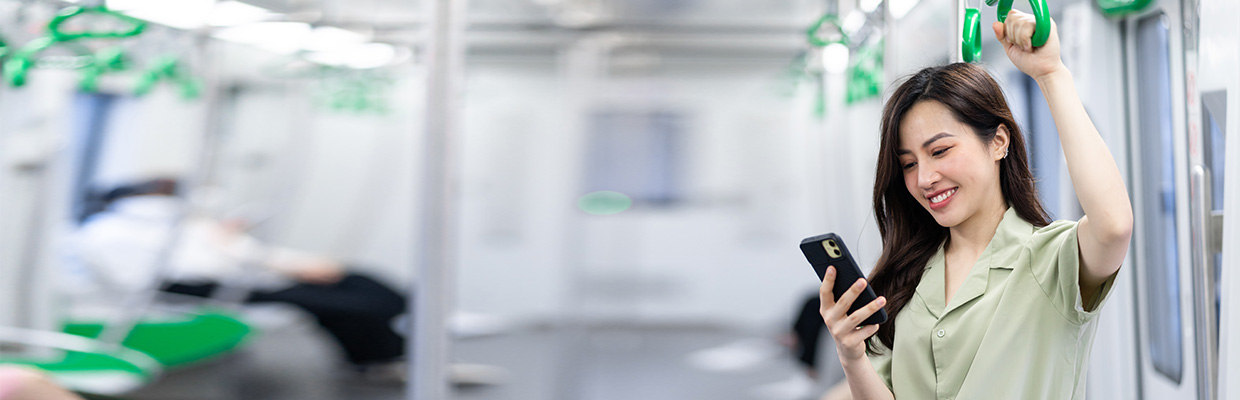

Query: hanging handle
<box><xmin>48</xmin><ymin>5</ymin><xmax>147</xmax><ymax>42</ymax></box>
<box><xmin>806</xmin><ymin>14</ymin><xmax>848</xmax><ymax>48</ymax></box>
<box><xmin>3</xmin><ymin>37</ymin><xmax>56</xmax><ymax>87</ymax></box>
<box><xmin>989</xmin><ymin>0</ymin><xmax>1051</xmax><ymax>47</ymax></box>
<box><xmin>133</xmin><ymin>55</ymin><xmax>202</xmax><ymax>99</ymax></box>
<box><xmin>961</xmin><ymin>8</ymin><xmax>982</xmax><ymax>62</ymax></box>
<box><xmin>79</xmin><ymin>46</ymin><xmax>130</xmax><ymax>92</ymax></box>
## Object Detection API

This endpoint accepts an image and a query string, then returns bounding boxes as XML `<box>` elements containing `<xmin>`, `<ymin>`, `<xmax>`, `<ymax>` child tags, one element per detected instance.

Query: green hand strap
<box><xmin>806</xmin><ymin>14</ymin><xmax>848</xmax><ymax>48</ymax></box>
<box><xmin>133</xmin><ymin>56</ymin><xmax>178</xmax><ymax>96</ymax></box>
<box><xmin>79</xmin><ymin>47</ymin><xmax>130</xmax><ymax>92</ymax></box>
<box><xmin>48</xmin><ymin>6</ymin><xmax>146</xmax><ymax>42</ymax></box>
<box><xmin>133</xmin><ymin>55</ymin><xmax>201</xmax><ymax>99</ymax></box>
<box><xmin>988</xmin><ymin>0</ymin><xmax>1051</xmax><ymax>47</ymax></box>
<box><xmin>3</xmin><ymin>37</ymin><xmax>124</xmax><ymax>90</ymax></box>
<box><xmin>5</xmin><ymin>37</ymin><xmax>62</xmax><ymax>87</ymax></box>
<box><xmin>962</xmin><ymin>8</ymin><xmax>982</xmax><ymax>62</ymax></box>
<box><xmin>1096</xmin><ymin>0</ymin><xmax>1153</xmax><ymax>17</ymax></box>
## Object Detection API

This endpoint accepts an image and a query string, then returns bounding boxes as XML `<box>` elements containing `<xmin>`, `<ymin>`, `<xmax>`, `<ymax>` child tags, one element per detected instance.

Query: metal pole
<box><xmin>410</xmin><ymin>0</ymin><xmax>465</xmax><ymax>398</ymax></box>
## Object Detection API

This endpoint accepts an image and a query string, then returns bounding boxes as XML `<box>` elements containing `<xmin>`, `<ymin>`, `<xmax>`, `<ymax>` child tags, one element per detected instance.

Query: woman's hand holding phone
<box><xmin>819</xmin><ymin>266</ymin><xmax>887</xmax><ymax>363</ymax></box>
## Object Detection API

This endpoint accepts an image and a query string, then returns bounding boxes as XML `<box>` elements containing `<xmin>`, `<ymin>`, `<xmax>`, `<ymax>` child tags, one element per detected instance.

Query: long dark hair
<box><xmin>867</xmin><ymin>63</ymin><xmax>1050</xmax><ymax>354</ymax></box>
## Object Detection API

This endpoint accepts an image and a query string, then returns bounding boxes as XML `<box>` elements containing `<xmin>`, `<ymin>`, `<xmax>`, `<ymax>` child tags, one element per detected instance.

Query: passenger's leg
<box><xmin>792</xmin><ymin>294</ymin><xmax>824</xmax><ymax>377</ymax></box>
<box><xmin>248</xmin><ymin>273</ymin><xmax>407</xmax><ymax>366</ymax></box>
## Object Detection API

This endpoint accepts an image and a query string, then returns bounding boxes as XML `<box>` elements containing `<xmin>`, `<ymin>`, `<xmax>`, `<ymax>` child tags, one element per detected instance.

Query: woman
<box><xmin>819</xmin><ymin>10</ymin><xmax>1132</xmax><ymax>400</ymax></box>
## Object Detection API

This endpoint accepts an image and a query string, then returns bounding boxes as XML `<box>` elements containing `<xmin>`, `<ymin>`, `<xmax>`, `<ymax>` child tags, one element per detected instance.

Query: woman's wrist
<box><xmin>839</xmin><ymin>352</ymin><xmax>870</xmax><ymax>369</ymax></box>
<box><xmin>1033</xmin><ymin>64</ymin><xmax>1071</xmax><ymax>89</ymax></box>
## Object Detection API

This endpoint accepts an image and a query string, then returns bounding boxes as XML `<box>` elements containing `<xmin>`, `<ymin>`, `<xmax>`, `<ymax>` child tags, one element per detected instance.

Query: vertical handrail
<box><xmin>1191</xmin><ymin>165</ymin><xmax>1218</xmax><ymax>400</ymax></box>
<box><xmin>411</xmin><ymin>0</ymin><xmax>467</xmax><ymax>398</ymax></box>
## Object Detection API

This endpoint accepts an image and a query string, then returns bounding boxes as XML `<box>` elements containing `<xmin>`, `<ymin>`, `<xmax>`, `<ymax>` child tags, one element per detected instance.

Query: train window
<box><xmin>1135</xmin><ymin>13</ymin><xmax>1182</xmax><ymax>384</ymax></box>
<box><xmin>583</xmin><ymin>110</ymin><xmax>685</xmax><ymax>206</ymax></box>
<box><xmin>69</xmin><ymin>93</ymin><xmax>120</xmax><ymax>224</ymax></box>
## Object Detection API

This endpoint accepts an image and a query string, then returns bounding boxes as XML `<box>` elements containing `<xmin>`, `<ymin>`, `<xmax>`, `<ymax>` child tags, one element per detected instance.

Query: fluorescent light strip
<box><xmin>212</xmin><ymin>22</ymin><xmax>312</xmax><ymax>54</ymax></box>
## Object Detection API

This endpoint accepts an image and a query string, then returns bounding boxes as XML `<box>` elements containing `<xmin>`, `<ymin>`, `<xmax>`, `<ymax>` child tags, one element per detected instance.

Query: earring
<box><xmin>1002</xmin><ymin>149</ymin><xmax>1009</xmax><ymax>159</ymax></box>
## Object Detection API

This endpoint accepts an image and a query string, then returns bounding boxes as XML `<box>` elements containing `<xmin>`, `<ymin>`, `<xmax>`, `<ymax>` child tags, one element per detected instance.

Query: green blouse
<box><xmin>868</xmin><ymin>206</ymin><xmax>1116</xmax><ymax>400</ymax></box>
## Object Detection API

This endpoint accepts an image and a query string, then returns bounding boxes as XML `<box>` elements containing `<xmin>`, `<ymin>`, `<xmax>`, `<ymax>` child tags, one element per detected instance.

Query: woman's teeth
<box><xmin>931</xmin><ymin>188</ymin><xmax>957</xmax><ymax>203</ymax></box>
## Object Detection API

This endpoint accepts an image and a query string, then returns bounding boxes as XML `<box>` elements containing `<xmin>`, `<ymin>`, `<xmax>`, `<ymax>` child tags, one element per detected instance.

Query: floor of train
<box><xmin>119</xmin><ymin>317</ymin><xmax>825</xmax><ymax>400</ymax></box>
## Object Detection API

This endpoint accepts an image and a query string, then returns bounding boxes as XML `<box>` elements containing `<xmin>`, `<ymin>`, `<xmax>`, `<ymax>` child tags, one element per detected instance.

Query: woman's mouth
<box><xmin>928</xmin><ymin>188</ymin><xmax>958</xmax><ymax>210</ymax></box>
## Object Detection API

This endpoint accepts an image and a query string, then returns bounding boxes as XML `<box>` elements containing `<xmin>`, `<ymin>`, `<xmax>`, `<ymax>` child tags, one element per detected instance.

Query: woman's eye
<box><xmin>902</xmin><ymin>162</ymin><xmax>916</xmax><ymax>170</ymax></box>
<box><xmin>932</xmin><ymin>147</ymin><xmax>951</xmax><ymax>157</ymax></box>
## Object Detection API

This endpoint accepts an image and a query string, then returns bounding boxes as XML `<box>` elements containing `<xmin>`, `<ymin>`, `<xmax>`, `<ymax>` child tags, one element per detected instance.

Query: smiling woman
<box><xmin>815</xmin><ymin>9</ymin><xmax>1135</xmax><ymax>400</ymax></box>
<box><xmin>869</xmin><ymin>61</ymin><xmax>1049</xmax><ymax>355</ymax></box>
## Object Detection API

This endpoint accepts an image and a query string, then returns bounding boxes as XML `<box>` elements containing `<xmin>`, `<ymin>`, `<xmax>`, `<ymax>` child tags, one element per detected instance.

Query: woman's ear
<box><xmin>993</xmin><ymin>125</ymin><xmax>1011</xmax><ymax>160</ymax></box>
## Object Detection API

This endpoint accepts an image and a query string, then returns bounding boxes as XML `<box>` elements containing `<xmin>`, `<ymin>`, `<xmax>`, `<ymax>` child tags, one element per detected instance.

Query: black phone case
<box><xmin>799</xmin><ymin>233</ymin><xmax>887</xmax><ymax>326</ymax></box>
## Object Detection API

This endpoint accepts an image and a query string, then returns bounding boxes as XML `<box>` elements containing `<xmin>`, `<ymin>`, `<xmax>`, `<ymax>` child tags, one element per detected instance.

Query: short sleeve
<box><xmin>1028</xmin><ymin>220</ymin><xmax>1117</xmax><ymax>325</ymax></box>
<box><xmin>867</xmin><ymin>339</ymin><xmax>894</xmax><ymax>392</ymax></box>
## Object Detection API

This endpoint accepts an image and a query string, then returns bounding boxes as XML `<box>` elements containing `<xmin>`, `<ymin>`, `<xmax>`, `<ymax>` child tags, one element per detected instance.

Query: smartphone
<box><xmin>799</xmin><ymin>233</ymin><xmax>887</xmax><ymax>326</ymax></box>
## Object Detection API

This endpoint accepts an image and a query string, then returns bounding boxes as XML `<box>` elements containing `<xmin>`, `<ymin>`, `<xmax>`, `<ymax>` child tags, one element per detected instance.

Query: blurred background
<box><xmin>0</xmin><ymin>0</ymin><xmax>1237</xmax><ymax>399</ymax></box>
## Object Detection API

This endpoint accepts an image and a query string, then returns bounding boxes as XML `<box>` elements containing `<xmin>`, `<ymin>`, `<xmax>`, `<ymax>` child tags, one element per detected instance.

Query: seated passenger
<box><xmin>69</xmin><ymin>178</ymin><xmax>407</xmax><ymax>374</ymax></box>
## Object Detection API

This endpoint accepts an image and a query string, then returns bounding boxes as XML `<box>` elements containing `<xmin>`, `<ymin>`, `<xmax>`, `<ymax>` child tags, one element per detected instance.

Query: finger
<box><xmin>1020</xmin><ymin>17</ymin><xmax>1035</xmax><ymax>51</ymax></box>
<box><xmin>1005</xmin><ymin>16</ymin><xmax>1019</xmax><ymax>48</ymax></box>
<box><xmin>1049</xmin><ymin>19</ymin><xmax>1058</xmax><ymax>43</ymax></box>
<box><xmin>993</xmin><ymin>22</ymin><xmax>1015</xmax><ymax>53</ymax></box>
<box><xmin>819</xmin><ymin>266</ymin><xmax>837</xmax><ymax>310</ymax></box>
<box><xmin>844</xmin><ymin>324</ymin><xmax>882</xmax><ymax>345</ymax></box>
<box><xmin>830</xmin><ymin>278</ymin><xmax>868</xmax><ymax>319</ymax></box>
<box><xmin>844</xmin><ymin>296</ymin><xmax>888</xmax><ymax>328</ymax></box>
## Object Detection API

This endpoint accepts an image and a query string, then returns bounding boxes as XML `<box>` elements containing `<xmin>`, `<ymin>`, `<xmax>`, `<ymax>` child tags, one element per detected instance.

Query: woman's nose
<box><xmin>918</xmin><ymin>164</ymin><xmax>941</xmax><ymax>189</ymax></box>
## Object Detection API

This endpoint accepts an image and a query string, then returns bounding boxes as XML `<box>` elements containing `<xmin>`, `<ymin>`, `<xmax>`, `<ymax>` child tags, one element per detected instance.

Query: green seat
<box><xmin>63</xmin><ymin>309</ymin><xmax>254</xmax><ymax>368</ymax></box>
<box><xmin>0</xmin><ymin>308</ymin><xmax>252</xmax><ymax>394</ymax></box>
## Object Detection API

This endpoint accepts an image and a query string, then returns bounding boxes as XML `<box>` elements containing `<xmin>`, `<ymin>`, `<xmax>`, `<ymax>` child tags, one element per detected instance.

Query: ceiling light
<box><xmin>209</xmin><ymin>1</ymin><xmax>279</xmax><ymax>27</ymax></box>
<box><xmin>212</xmin><ymin>22</ymin><xmax>312</xmax><ymax>54</ymax></box>
<box><xmin>842</xmin><ymin>10</ymin><xmax>866</xmax><ymax>35</ymax></box>
<box><xmin>860</xmin><ymin>0</ymin><xmax>882</xmax><ymax>13</ymax></box>
<box><xmin>107</xmin><ymin>0</ymin><xmax>214</xmax><ymax>29</ymax></box>
<box><xmin>305</xmin><ymin>42</ymin><xmax>408</xmax><ymax>69</ymax></box>
<box><xmin>889</xmin><ymin>0</ymin><xmax>921</xmax><ymax>20</ymax></box>
<box><xmin>303</xmin><ymin>26</ymin><xmax>369</xmax><ymax>52</ymax></box>
<box><xmin>822</xmin><ymin>42</ymin><xmax>849</xmax><ymax>74</ymax></box>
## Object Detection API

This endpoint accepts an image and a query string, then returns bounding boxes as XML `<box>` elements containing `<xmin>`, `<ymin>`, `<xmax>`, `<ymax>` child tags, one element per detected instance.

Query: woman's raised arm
<box><xmin>993</xmin><ymin>11</ymin><xmax>1133</xmax><ymax>304</ymax></box>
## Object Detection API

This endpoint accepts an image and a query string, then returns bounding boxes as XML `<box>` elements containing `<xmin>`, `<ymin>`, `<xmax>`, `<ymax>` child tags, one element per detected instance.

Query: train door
<box><xmin>1197</xmin><ymin>0</ymin><xmax>1240</xmax><ymax>396</ymax></box>
<box><xmin>1127</xmin><ymin>0</ymin><xmax>1221</xmax><ymax>398</ymax></box>
<box><xmin>1193</xmin><ymin>0</ymin><xmax>1238</xmax><ymax>397</ymax></box>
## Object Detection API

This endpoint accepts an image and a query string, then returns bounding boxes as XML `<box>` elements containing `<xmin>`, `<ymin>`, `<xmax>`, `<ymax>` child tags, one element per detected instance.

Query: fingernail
<box><xmin>826</xmin><ymin>266</ymin><xmax>835</xmax><ymax>275</ymax></box>
<box><xmin>877</xmin><ymin>297</ymin><xmax>887</xmax><ymax>306</ymax></box>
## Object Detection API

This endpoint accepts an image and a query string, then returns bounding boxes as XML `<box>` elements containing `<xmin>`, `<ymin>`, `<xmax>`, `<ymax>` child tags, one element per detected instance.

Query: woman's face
<box><xmin>897</xmin><ymin>101</ymin><xmax>1007</xmax><ymax>228</ymax></box>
